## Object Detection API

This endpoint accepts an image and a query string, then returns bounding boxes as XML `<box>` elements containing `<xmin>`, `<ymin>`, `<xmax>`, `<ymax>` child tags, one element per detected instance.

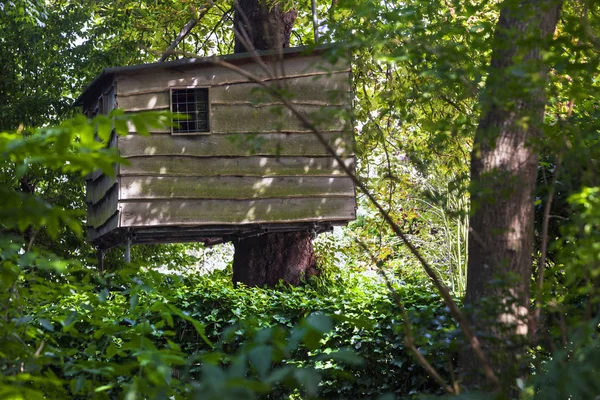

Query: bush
<box><xmin>2</xmin><ymin>258</ymin><xmax>454</xmax><ymax>399</ymax></box>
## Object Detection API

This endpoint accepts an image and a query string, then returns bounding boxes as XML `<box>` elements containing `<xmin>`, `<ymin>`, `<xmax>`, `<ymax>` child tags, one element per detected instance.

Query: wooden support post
<box><xmin>125</xmin><ymin>237</ymin><xmax>131</xmax><ymax>264</ymax></box>
<box><xmin>98</xmin><ymin>248</ymin><xmax>105</xmax><ymax>274</ymax></box>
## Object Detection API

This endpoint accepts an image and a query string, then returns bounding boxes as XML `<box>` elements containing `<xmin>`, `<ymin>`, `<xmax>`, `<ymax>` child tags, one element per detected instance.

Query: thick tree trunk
<box><xmin>233</xmin><ymin>0</ymin><xmax>297</xmax><ymax>53</ymax></box>
<box><xmin>231</xmin><ymin>0</ymin><xmax>317</xmax><ymax>287</ymax></box>
<box><xmin>232</xmin><ymin>232</ymin><xmax>317</xmax><ymax>286</ymax></box>
<box><xmin>463</xmin><ymin>0</ymin><xmax>561</xmax><ymax>388</ymax></box>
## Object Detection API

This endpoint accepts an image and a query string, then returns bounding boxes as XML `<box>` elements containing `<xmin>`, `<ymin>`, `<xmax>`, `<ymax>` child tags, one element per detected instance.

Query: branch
<box><xmin>159</xmin><ymin>3</ymin><xmax>213</xmax><ymax>62</ymax></box>
<box><xmin>531</xmin><ymin>96</ymin><xmax>572</xmax><ymax>344</ymax></box>
<box><xmin>311</xmin><ymin>0</ymin><xmax>319</xmax><ymax>43</ymax></box>
<box><xmin>355</xmin><ymin>239</ymin><xmax>456</xmax><ymax>394</ymax></box>
<box><xmin>209</xmin><ymin>54</ymin><xmax>501</xmax><ymax>389</ymax></box>
<box><xmin>198</xmin><ymin>7</ymin><xmax>233</xmax><ymax>54</ymax></box>
<box><xmin>531</xmin><ymin>153</ymin><xmax>562</xmax><ymax>344</ymax></box>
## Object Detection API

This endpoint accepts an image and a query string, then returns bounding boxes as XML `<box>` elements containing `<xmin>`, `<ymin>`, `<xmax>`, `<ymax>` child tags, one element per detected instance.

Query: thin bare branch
<box><xmin>209</xmin><ymin>55</ymin><xmax>500</xmax><ymax>389</ymax></box>
<box><xmin>355</xmin><ymin>239</ymin><xmax>455</xmax><ymax>394</ymax></box>
<box><xmin>227</xmin><ymin>5</ymin><xmax>276</xmax><ymax>79</ymax></box>
<box><xmin>159</xmin><ymin>4</ymin><xmax>213</xmax><ymax>62</ymax></box>
<box><xmin>531</xmin><ymin>153</ymin><xmax>562</xmax><ymax>343</ymax></box>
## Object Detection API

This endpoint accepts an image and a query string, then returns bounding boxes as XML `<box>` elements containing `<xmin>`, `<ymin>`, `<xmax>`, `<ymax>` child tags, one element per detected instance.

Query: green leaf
<box><xmin>94</xmin><ymin>384</ymin><xmax>114</xmax><ymax>392</ymax></box>
<box><xmin>316</xmin><ymin>348</ymin><xmax>364</xmax><ymax>366</ymax></box>
<box><xmin>248</xmin><ymin>345</ymin><xmax>273</xmax><ymax>378</ymax></box>
<box><xmin>62</xmin><ymin>311</ymin><xmax>78</xmax><ymax>328</ymax></box>
<box><xmin>129</xmin><ymin>293</ymin><xmax>139</xmax><ymax>311</ymax></box>
<box><xmin>98</xmin><ymin>288</ymin><xmax>109</xmax><ymax>303</ymax></box>
<box><xmin>74</xmin><ymin>375</ymin><xmax>86</xmax><ymax>394</ymax></box>
<box><xmin>39</xmin><ymin>318</ymin><xmax>54</xmax><ymax>332</ymax></box>
<box><xmin>294</xmin><ymin>368</ymin><xmax>320</xmax><ymax>396</ymax></box>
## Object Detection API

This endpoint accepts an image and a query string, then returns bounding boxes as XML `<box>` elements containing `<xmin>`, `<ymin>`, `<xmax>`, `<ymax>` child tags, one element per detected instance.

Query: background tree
<box><xmin>464</xmin><ymin>0</ymin><xmax>562</xmax><ymax>387</ymax></box>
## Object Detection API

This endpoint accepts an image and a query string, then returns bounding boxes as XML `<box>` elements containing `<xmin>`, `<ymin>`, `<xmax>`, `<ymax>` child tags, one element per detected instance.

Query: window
<box><xmin>170</xmin><ymin>88</ymin><xmax>210</xmax><ymax>134</ymax></box>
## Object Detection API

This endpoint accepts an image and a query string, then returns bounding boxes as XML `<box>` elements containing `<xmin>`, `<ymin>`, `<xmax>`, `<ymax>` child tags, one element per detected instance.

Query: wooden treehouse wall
<box><xmin>86</xmin><ymin>84</ymin><xmax>119</xmax><ymax>242</ymax></box>
<box><xmin>84</xmin><ymin>51</ymin><xmax>356</xmax><ymax>245</ymax></box>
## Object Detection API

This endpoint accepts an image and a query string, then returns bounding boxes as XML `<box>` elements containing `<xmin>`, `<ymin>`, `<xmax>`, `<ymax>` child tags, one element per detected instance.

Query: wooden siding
<box><xmin>119</xmin><ymin>197</ymin><xmax>356</xmax><ymax>227</ymax></box>
<box><xmin>88</xmin><ymin>184</ymin><xmax>119</xmax><ymax>229</ymax></box>
<box><xmin>87</xmin><ymin>212</ymin><xmax>119</xmax><ymax>243</ymax></box>
<box><xmin>86</xmin><ymin>52</ymin><xmax>355</xmax><ymax>244</ymax></box>
<box><xmin>116</xmin><ymin>72</ymin><xmax>351</xmax><ymax>111</ymax></box>
<box><xmin>86</xmin><ymin>84</ymin><xmax>119</xmax><ymax>241</ymax></box>
<box><xmin>210</xmin><ymin>104</ymin><xmax>347</xmax><ymax>133</ymax></box>
<box><xmin>119</xmin><ymin>156</ymin><xmax>355</xmax><ymax>177</ymax></box>
<box><xmin>120</xmin><ymin>176</ymin><xmax>355</xmax><ymax>200</ymax></box>
<box><xmin>86</xmin><ymin>163</ymin><xmax>119</xmax><ymax>203</ymax></box>
<box><xmin>118</xmin><ymin>132</ymin><xmax>353</xmax><ymax>158</ymax></box>
<box><xmin>115</xmin><ymin>55</ymin><xmax>350</xmax><ymax>96</ymax></box>
<box><xmin>124</xmin><ymin>104</ymin><xmax>349</xmax><ymax>134</ymax></box>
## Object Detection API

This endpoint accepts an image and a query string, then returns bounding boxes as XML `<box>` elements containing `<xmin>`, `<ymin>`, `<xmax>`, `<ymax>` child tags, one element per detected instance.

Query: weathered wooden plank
<box><xmin>87</xmin><ymin>187</ymin><xmax>119</xmax><ymax>229</ymax></box>
<box><xmin>86</xmin><ymin>175</ymin><xmax>117</xmax><ymax>205</ymax></box>
<box><xmin>103</xmin><ymin>86</ymin><xmax>115</xmax><ymax>115</ymax></box>
<box><xmin>118</xmin><ymin>132</ymin><xmax>353</xmax><ymax>158</ymax></box>
<box><xmin>123</xmin><ymin>103</ymin><xmax>349</xmax><ymax>133</ymax></box>
<box><xmin>119</xmin><ymin>197</ymin><xmax>356</xmax><ymax>227</ymax></box>
<box><xmin>211</xmin><ymin>73</ymin><xmax>351</xmax><ymax>104</ymax></box>
<box><xmin>118</xmin><ymin>91</ymin><xmax>168</xmax><ymax>112</ymax></box>
<box><xmin>119</xmin><ymin>156</ymin><xmax>355</xmax><ymax>177</ymax></box>
<box><xmin>210</xmin><ymin>103</ymin><xmax>348</xmax><ymax>133</ymax></box>
<box><xmin>116</xmin><ymin>55</ymin><xmax>350</xmax><ymax>95</ymax></box>
<box><xmin>124</xmin><ymin>122</ymin><xmax>171</xmax><ymax>134</ymax></box>
<box><xmin>85</xmin><ymin>142</ymin><xmax>119</xmax><ymax>182</ymax></box>
<box><xmin>87</xmin><ymin>211</ymin><xmax>119</xmax><ymax>242</ymax></box>
<box><xmin>120</xmin><ymin>176</ymin><xmax>354</xmax><ymax>200</ymax></box>
<box><xmin>116</xmin><ymin>72</ymin><xmax>351</xmax><ymax>111</ymax></box>
<box><xmin>87</xmin><ymin>170</ymin><xmax>103</xmax><ymax>182</ymax></box>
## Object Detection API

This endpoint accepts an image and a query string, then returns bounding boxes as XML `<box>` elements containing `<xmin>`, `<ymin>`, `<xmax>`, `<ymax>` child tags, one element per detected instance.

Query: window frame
<box><xmin>169</xmin><ymin>86</ymin><xmax>212</xmax><ymax>136</ymax></box>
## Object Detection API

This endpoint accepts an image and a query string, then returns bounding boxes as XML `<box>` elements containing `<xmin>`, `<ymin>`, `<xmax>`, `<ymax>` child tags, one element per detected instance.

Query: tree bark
<box><xmin>463</xmin><ymin>0</ymin><xmax>561</xmax><ymax>388</ymax></box>
<box><xmin>231</xmin><ymin>0</ymin><xmax>317</xmax><ymax>287</ymax></box>
<box><xmin>233</xmin><ymin>0</ymin><xmax>297</xmax><ymax>53</ymax></box>
<box><xmin>232</xmin><ymin>232</ymin><xmax>318</xmax><ymax>286</ymax></box>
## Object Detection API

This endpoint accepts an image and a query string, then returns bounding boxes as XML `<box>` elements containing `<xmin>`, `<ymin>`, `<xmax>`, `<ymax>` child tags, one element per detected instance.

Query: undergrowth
<box><xmin>2</xmin><ymin>256</ymin><xmax>455</xmax><ymax>399</ymax></box>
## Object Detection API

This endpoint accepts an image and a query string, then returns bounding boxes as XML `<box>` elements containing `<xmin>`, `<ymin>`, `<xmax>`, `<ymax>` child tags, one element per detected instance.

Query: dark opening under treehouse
<box><xmin>76</xmin><ymin>46</ymin><xmax>357</xmax><ymax>252</ymax></box>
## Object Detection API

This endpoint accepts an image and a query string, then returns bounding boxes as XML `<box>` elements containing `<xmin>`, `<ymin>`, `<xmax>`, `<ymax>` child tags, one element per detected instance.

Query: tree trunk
<box><xmin>233</xmin><ymin>0</ymin><xmax>297</xmax><ymax>53</ymax></box>
<box><xmin>232</xmin><ymin>232</ymin><xmax>318</xmax><ymax>287</ymax></box>
<box><xmin>463</xmin><ymin>0</ymin><xmax>561</xmax><ymax>388</ymax></box>
<box><xmin>231</xmin><ymin>0</ymin><xmax>317</xmax><ymax>287</ymax></box>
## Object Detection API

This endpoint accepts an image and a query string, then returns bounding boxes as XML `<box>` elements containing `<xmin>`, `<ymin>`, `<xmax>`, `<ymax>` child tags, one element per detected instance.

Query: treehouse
<box><xmin>76</xmin><ymin>46</ymin><xmax>356</xmax><ymax>251</ymax></box>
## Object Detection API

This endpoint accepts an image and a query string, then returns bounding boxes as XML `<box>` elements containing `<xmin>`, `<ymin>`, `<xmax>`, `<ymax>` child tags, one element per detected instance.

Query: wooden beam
<box><xmin>120</xmin><ymin>175</ymin><xmax>355</xmax><ymax>200</ymax></box>
<box><xmin>118</xmin><ymin>131</ymin><xmax>353</xmax><ymax>157</ymax></box>
<box><xmin>119</xmin><ymin>155</ymin><xmax>355</xmax><ymax>178</ymax></box>
<box><xmin>119</xmin><ymin>197</ymin><xmax>356</xmax><ymax>227</ymax></box>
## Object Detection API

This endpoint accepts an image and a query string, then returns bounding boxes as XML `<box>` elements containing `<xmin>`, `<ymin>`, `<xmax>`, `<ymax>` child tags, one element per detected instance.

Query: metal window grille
<box><xmin>171</xmin><ymin>88</ymin><xmax>209</xmax><ymax>133</ymax></box>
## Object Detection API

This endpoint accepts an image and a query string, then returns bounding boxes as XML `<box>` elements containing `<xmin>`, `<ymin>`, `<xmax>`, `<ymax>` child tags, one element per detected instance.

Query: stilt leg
<box><xmin>98</xmin><ymin>248</ymin><xmax>105</xmax><ymax>274</ymax></box>
<box><xmin>125</xmin><ymin>237</ymin><xmax>131</xmax><ymax>264</ymax></box>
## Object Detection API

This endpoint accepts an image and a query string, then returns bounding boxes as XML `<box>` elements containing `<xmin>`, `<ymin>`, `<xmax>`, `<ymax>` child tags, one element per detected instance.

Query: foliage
<box><xmin>0</xmin><ymin>111</ymin><xmax>452</xmax><ymax>399</ymax></box>
<box><xmin>1</xmin><ymin>260</ymin><xmax>454</xmax><ymax>399</ymax></box>
<box><xmin>2</xmin><ymin>0</ymin><xmax>600</xmax><ymax>398</ymax></box>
